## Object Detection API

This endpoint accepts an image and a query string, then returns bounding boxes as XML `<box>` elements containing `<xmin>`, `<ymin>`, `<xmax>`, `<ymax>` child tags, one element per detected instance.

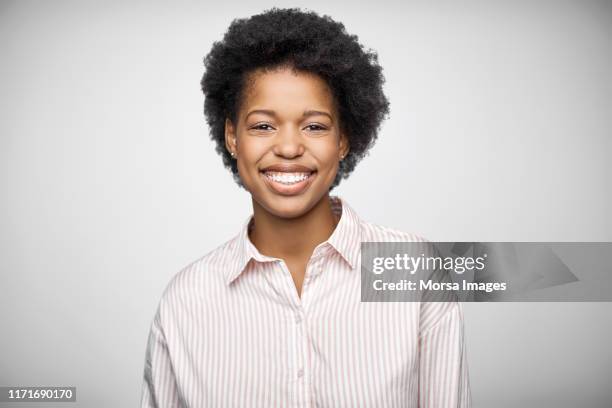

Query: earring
<box><xmin>230</xmin><ymin>152</ymin><xmax>235</xmax><ymax>158</ymax></box>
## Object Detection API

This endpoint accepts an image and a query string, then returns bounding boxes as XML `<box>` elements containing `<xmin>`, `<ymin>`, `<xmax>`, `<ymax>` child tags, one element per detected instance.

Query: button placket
<box><xmin>292</xmin><ymin>305</ymin><xmax>307</xmax><ymax>406</ymax></box>
<box><xmin>272</xmin><ymin>258</ymin><xmax>307</xmax><ymax>404</ymax></box>
<box><xmin>298</xmin><ymin>251</ymin><xmax>328</xmax><ymax>407</ymax></box>
<box><xmin>295</xmin><ymin>275</ymin><xmax>311</xmax><ymax>405</ymax></box>
<box><xmin>289</xmin><ymin>249</ymin><xmax>327</xmax><ymax>406</ymax></box>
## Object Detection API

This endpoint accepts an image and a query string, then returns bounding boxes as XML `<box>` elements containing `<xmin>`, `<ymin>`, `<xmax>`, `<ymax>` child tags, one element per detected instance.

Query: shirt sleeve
<box><xmin>418</xmin><ymin>301</ymin><xmax>472</xmax><ymax>408</ymax></box>
<box><xmin>140</xmin><ymin>305</ymin><xmax>183</xmax><ymax>408</ymax></box>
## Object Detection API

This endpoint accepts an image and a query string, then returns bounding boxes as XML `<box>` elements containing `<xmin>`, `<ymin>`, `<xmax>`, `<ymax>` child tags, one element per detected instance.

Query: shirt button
<box><xmin>295</xmin><ymin>313</ymin><xmax>302</xmax><ymax>324</ymax></box>
<box><xmin>297</xmin><ymin>368</ymin><xmax>304</xmax><ymax>378</ymax></box>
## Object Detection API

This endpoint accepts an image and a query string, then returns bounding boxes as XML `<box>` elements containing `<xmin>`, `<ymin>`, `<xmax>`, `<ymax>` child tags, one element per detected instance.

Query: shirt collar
<box><xmin>225</xmin><ymin>195</ymin><xmax>362</xmax><ymax>286</ymax></box>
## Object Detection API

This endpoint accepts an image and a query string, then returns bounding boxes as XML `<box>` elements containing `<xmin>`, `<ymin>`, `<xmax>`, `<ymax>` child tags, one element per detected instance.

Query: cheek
<box><xmin>236</xmin><ymin>140</ymin><xmax>267</xmax><ymax>171</ymax></box>
<box><xmin>310</xmin><ymin>141</ymin><xmax>340</xmax><ymax>169</ymax></box>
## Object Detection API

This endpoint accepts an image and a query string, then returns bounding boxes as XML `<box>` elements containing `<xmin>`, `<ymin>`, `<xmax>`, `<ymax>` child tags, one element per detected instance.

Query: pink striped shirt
<box><xmin>140</xmin><ymin>195</ymin><xmax>471</xmax><ymax>407</ymax></box>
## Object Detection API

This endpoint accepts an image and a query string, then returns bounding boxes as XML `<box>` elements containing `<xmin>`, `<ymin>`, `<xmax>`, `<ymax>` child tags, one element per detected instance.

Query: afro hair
<box><xmin>201</xmin><ymin>7</ymin><xmax>390</xmax><ymax>190</ymax></box>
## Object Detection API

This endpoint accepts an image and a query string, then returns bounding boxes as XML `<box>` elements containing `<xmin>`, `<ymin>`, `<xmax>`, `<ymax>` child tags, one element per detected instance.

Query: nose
<box><xmin>272</xmin><ymin>126</ymin><xmax>305</xmax><ymax>158</ymax></box>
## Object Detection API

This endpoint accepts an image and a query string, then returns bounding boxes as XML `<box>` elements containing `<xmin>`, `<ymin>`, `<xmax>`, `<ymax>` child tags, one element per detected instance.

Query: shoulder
<box><xmin>358</xmin><ymin>219</ymin><xmax>439</xmax><ymax>260</ymax></box>
<box><xmin>157</xmin><ymin>235</ymin><xmax>237</xmax><ymax>310</ymax></box>
<box><xmin>359</xmin><ymin>218</ymin><xmax>429</xmax><ymax>244</ymax></box>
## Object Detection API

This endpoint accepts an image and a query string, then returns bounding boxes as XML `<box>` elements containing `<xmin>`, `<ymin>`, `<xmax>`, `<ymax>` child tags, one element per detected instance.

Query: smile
<box><xmin>260</xmin><ymin>170</ymin><xmax>316</xmax><ymax>195</ymax></box>
<box><xmin>263</xmin><ymin>171</ymin><xmax>312</xmax><ymax>185</ymax></box>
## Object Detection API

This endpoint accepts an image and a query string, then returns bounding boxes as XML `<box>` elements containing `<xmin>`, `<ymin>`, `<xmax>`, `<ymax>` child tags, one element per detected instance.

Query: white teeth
<box><xmin>264</xmin><ymin>172</ymin><xmax>311</xmax><ymax>185</ymax></box>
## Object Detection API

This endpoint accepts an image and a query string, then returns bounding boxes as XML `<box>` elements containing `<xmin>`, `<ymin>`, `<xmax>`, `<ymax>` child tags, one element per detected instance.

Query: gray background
<box><xmin>1</xmin><ymin>0</ymin><xmax>611</xmax><ymax>407</ymax></box>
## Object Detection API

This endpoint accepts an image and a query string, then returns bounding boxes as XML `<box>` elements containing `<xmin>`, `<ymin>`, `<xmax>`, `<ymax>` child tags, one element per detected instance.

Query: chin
<box><xmin>258</xmin><ymin>194</ymin><xmax>318</xmax><ymax>219</ymax></box>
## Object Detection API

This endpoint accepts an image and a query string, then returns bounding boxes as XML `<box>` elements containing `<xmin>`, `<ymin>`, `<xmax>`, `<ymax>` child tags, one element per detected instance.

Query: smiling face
<box><xmin>225</xmin><ymin>65</ymin><xmax>349</xmax><ymax>219</ymax></box>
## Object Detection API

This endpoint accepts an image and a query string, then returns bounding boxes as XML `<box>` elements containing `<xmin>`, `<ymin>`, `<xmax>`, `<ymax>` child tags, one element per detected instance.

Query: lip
<box><xmin>260</xmin><ymin>163</ymin><xmax>315</xmax><ymax>173</ymax></box>
<box><xmin>260</xmin><ymin>170</ymin><xmax>317</xmax><ymax>196</ymax></box>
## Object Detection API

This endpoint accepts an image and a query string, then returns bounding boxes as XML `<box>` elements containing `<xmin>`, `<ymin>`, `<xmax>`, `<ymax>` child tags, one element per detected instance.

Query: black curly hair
<box><xmin>201</xmin><ymin>7</ymin><xmax>390</xmax><ymax>191</ymax></box>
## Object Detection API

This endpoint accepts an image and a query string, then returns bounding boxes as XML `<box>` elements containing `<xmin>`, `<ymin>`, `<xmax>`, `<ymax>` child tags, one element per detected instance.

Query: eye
<box><xmin>250</xmin><ymin>123</ymin><xmax>274</xmax><ymax>131</ymax></box>
<box><xmin>304</xmin><ymin>124</ymin><xmax>328</xmax><ymax>132</ymax></box>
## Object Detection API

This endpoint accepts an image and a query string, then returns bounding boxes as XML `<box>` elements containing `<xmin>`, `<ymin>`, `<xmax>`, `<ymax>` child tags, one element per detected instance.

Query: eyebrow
<box><xmin>245</xmin><ymin>109</ymin><xmax>333</xmax><ymax>121</ymax></box>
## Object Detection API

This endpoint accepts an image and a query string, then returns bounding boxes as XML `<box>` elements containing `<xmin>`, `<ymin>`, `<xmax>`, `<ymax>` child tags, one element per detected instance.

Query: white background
<box><xmin>1</xmin><ymin>0</ymin><xmax>611</xmax><ymax>406</ymax></box>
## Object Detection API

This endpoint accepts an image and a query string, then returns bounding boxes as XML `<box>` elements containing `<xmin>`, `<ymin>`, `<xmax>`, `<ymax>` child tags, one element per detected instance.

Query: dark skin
<box><xmin>248</xmin><ymin>193</ymin><xmax>340</xmax><ymax>297</ymax></box>
<box><xmin>225</xmin><ymin>66</ymin><xmax>349</xmax><ymax>297</ymax></box>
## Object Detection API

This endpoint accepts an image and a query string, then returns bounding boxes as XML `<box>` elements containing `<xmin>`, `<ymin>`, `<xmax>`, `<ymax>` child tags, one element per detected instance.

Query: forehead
<box><xmin>240</xmin><ymin>67</ymin><xmax>337</xmax><ymax>116</ymax></box>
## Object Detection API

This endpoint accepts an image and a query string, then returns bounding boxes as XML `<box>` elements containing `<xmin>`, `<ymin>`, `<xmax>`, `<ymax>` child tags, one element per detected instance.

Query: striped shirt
<box><xmin>140</xmin><ymin>195</ymin><xmax>471</xmax><ymax>407</ymax></box>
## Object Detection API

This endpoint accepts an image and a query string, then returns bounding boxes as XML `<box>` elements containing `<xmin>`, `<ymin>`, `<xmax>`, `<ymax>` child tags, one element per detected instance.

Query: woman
<box><xmin>141</xmin><ymin>7</ymin><xmax>471</xmax><ymax>407</ymax></box>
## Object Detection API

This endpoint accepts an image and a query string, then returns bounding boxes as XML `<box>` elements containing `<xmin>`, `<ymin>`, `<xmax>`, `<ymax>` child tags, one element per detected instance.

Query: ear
<box><xmin>225</xmin><ymin>118</ymin><xmax>238</xmax><ymax>157</ymax></box>
<box><xmin>339</xmin><ymin>132</ymin><xmax>350</xmax><ymax>159</ymax></box>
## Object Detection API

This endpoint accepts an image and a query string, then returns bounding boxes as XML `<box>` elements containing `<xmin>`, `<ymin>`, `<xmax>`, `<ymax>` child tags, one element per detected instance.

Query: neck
<box><xmin>249</xmin><ymin>194</ymin><xmax>339</xmax><ymax>261</ymax></box>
